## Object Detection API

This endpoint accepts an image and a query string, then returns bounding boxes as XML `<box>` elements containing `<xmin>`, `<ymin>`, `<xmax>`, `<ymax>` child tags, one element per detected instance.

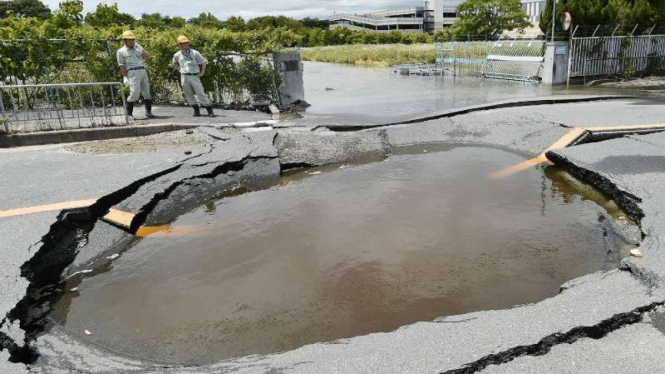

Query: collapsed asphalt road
<box><xmin>1</xmin><ymin>95</ymin><xmax>665</xmax><ymax>373</ymax></box>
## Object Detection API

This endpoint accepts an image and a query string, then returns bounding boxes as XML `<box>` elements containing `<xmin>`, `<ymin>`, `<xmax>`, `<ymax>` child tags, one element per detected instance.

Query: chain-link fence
<box><xmin>481</xmin><ymin>40</ymin><xmax>546</xmax><ymax>82</ymax></box>
<box><xmin>434</xmin><ymin>40</ymin><xmax>545</xmax><ymax>81</ymax></box>
<box><xmin>435</xmin><ymin>41</ymin><xmax>492</xmax><ymax>77</ymax></box>
<box><xmin>0</xmin><ymin>82</ymin><xmax>127</xmax><ymax>133</ymax></box>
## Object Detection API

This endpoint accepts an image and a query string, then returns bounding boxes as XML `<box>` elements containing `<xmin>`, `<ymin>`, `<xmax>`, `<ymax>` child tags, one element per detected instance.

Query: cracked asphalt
<box><xmin>1</xmin><ymin>95</ymin><xmax>665</xmax><ymax>373</ymax></box>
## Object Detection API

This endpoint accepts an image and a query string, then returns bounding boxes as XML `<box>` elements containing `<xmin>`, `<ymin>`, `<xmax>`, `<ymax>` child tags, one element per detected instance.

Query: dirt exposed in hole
<box><xmin>65</xmin><ymin>130</ymin><xmax>209</xmax><ymax>154</ymax></box>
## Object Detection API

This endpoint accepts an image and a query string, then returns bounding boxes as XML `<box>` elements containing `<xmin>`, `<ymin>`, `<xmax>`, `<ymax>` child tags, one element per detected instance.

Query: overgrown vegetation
<box><xmin>300</xmin><ymin>44</ymin><xmax>437</xmax><ymax>67</ymax></box>
<box><xmin>540</xmin><ymin>0</ymin><xmax>665</xmax><ymax>36</ymax></box>
<box><xmin>0</xmin><ymin>1</ymin><xmax>292</xmax><ymax>105</ymax></box>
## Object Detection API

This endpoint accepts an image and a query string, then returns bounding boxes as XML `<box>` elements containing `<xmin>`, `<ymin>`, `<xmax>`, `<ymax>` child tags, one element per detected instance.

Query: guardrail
<box><xmin>0</xmin><ymin>82</ymin><xmax>128</xmax><ymax>134</ymax></box>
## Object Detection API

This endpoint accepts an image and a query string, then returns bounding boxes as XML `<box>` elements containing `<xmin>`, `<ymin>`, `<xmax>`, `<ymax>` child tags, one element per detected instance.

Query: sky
<box><xmin>40</xmin><ymin>0</ymin><xmax>426</xmax><ymax>20</ymax></box>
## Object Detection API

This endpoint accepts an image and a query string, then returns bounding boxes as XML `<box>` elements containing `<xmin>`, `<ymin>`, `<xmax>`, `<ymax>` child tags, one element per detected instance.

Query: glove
<box><xmin>123</xmin><ymin>76</ymin><xmax>129</xmax><ymax>86</ymax></box>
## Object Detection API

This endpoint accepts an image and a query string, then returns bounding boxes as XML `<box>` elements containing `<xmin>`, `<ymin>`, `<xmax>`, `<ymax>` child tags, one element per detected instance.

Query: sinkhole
<box><xmin>49</xmin><ymin>145</ymin><xmax>635</xmax><ymax>364</ymax></box>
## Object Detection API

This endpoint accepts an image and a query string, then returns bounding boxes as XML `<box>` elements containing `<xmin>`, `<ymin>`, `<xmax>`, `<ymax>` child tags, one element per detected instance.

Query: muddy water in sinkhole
<box><xmin>51</xmin><ymin>145</ymin><xmax>634</xmax><ymax>364</ymax></box>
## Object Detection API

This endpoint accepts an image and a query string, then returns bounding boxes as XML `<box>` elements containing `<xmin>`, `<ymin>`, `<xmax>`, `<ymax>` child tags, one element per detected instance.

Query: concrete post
<box><xmin>542</xmin><ymin>42</ymin><xmax>570</xmax><ymax>85</ymax></box>
<box><xmin>273</xmin><ymin>51</ymin><xmax>307</xmax><ymax>110</ymax></box>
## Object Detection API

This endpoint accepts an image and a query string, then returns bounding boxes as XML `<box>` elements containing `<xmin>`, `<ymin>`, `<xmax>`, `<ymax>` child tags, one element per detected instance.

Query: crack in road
<box><xmin>442</xmin><ymin>297</ymin><xmax>665</xmax><ymax>374</ymax></box>
<box><xmin>0</xmin><ymin>135</ymin><xmax>277</xmax><ymax>366</ymax></box>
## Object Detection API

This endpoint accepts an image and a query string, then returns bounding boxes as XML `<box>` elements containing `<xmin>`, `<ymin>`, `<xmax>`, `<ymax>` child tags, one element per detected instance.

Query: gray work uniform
<box><xmin>173</xmin><ymin>49</ymin><xmax>211</xmax><ymax>107</ymax></box>
<box><xmin>117</xmin><ymin>45</ymin><xmax>152</xmax><ymax>102</ymax></box>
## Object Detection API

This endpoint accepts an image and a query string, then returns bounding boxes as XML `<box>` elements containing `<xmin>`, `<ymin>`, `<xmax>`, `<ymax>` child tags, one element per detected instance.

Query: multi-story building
<box><xmin>329</xmin><ymin>0</ymin><xmax>545</xmax><ymax>34</ymax></box>
<box><xmin>522</xmin><ymin>0</ymin><xmax>547</xmax><ymax>24</ymax></box>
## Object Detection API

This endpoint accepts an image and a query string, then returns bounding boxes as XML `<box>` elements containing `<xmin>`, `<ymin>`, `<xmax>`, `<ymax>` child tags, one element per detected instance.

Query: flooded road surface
<box><xmin>303</xmin><ymin>62</ymin><xmax>606</xmax><ymax>123</ymax></box>
<box><xmin>52</xmin><ymin>146</ymin><xmax>631</xmax><ymax>364</ymax></box>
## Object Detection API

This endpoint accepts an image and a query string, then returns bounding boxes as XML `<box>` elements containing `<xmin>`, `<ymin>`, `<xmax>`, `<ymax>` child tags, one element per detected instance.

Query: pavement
<box><xmin>1</xmin><ymin>95</ymin><xmax>665</xmax><ymax>373</ymax></box>
<box><xmin>6</xmin><ymin>106</ymin><xmax>273</xmax><ymax>134</ymax></box>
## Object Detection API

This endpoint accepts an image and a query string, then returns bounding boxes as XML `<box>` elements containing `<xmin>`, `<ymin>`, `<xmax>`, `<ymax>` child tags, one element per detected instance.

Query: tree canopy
<box><xmin>540</xmin><ymin>0</ymin><xmax>665</xmax><ymax>34</ymax></box>
<box><xmin>135</xmin><ymin>12</ymin><xmax>186</xmax><ymax>29</ymax></box>
<box><xmin>85</xmin><ymin>3</ymin><xmax>134</xmax><ymax>28</ymax></box>
<box><xmin>188</xmin><ymin>12</ymin><xmax>223</xmax><ymax>29</ymax></box>
<box><xmin>453</xmin><ymin>0</ymin><xmax>531</xmax><ymax>39</ymax></box>
<box><xmin>0</xmin><ymin>0</ymin><xmax>51</xmax><ymax>19</ymax></box>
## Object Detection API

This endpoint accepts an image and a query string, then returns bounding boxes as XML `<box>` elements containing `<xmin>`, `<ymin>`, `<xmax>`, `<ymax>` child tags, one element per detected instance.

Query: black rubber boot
<box><xmin>193</xmin><ymin>105</ymin><xmax>201</xmax><ymax>117</ymax></box>
<box><xmin>126</xmin><ymin>101</ymin><xmax>134</xmax><ymax>117</ymax></box>
<box><xmin>205</xmin><ymin>106</ymin><xmax>215</xmax><ymax>117</ymax></box>
<box><xmin>145</xmin><ymin>100</ymin><xmax>155</xmax><ymax>118</ymax></box>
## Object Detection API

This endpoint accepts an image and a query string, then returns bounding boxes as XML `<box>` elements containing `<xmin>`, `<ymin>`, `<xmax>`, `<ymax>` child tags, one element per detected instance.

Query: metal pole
<box><xmin>8</xmin><ymin>88</ymin><xmax>19</xmax><ymax>124</ymax></box>
<box><xmin>631</xmin><ymin>24</ymin><xmax>639</xmax><ymax>36</ymax></box>
<box><xmin>592</xmin><ymin>25</ymin><xmax>600</xmax><ymax>38</ymax></box>
<box><xmin>612</xmin><ymin>24</ymin><xmax>620</xmax><ymax>37</ymax></box>
<box><xmin>0</xmin><ymin>91</ymin><xmax>8</xmax><ymax>133</ymax></box>
<box><xmin>119</xmin><ymin>83</ymin><xmax>129</xmax><ymax>125</ymax></box>
<box><xmin>551</xmin><ymin>0</ymin><xmax>557</xmax><ymax>42</ymax></box>
<box><xmin>568</xmin><ymin>24</ymin><xmax>577</xmax><ymax>85</ymax></box>
<box><xmin>583</xmin><ymin>58</ymin><xmax>587</xmax><ymax>85</ymax></box>
<box><xmin>648</xmin><ymin>24</ymin><xmax>657</xmax><ymax>35</ymax></box>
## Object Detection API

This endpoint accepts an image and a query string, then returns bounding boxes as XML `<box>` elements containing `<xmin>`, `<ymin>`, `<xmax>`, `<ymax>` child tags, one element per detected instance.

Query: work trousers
<box><xmin>181</xmin><ymin>74</ymin><xmax>211</xmax><ymax>107</ymax></box>
<box><xmin>127</xmin><ymin>68</ymin><xmax>152</xmax><ymax>102</ymax></box>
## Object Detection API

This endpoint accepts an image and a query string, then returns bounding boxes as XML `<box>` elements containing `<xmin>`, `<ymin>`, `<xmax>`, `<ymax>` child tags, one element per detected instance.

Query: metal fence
<box><xmin>0</xmin><ymin>82</ymin><xmax>128</xmax><ymax>133</ymax></box>
<box><xmin>0</xmin><ymin>38</ymin><xmax>281</xmax><ymax>108</ymax></box>
<box><xmin>435</xmin><ymin>41</ymin><xmax>492</xmax><ymax>77</ymax></box>
<box><xmin>434</xmin><ymin>40</ymin><xmax>546</xmax><ymax>82</ymax></box>
<box><xmin>481</xmin><ymin>40</ymin><xmax>546</xmax><ymax>81</ymax></box>
<box><xmin>392</xmin><ymin>64</ymin><xmax>445</xmax><ymax>76</ymax></box>
<box><xmin>570</xmin><ymin>34</ymin><xmax>665</xmax><ymax>78</ymax></box>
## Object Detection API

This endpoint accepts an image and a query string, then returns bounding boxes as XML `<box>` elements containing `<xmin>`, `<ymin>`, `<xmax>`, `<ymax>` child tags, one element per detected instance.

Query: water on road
<box><xmin>51</xmin><ymin>146</ymin><xmax>631</xmax><ymax>364</ymax></box>
<box><xmin>302</xmin><ymin>62</ymin><xmax>600</xmax><ymax>123</ymax></box>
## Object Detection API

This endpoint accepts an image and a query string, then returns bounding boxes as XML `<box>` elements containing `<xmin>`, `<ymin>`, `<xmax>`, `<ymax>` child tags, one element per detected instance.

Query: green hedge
<box><xmin>0</xmin><ymin>18</ymin><xmax>293</xmax><ymax>105</ymax></box>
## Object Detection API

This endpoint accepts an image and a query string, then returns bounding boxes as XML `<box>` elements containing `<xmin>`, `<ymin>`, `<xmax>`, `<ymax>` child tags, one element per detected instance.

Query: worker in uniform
<box><xmin>117</xmin><ymin>31</ymin><xmax>155</xmax><ymax>119</ymax></box>
<box><xmin>172</xmin><ymin>35</ymin><xmax>215</xmax><ymax>117</ymax></box>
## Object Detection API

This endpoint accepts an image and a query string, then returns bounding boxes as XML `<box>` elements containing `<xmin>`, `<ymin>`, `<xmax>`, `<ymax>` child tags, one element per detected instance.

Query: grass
<box><xmin>300</xmin><ymin>44</ymin><xmax>436</xmax><ymax>67</ymax></box>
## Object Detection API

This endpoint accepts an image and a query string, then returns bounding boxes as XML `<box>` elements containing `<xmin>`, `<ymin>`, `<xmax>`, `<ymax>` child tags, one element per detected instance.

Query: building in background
<box><xmin>522</xmin><ymin>0</ymin><xmax>547</xmax><ymax>24</ymax></box>
<box><xmin>329</xmin><ymin>0</ymin><xmax>544</xmax><ymax>34</ymax></box>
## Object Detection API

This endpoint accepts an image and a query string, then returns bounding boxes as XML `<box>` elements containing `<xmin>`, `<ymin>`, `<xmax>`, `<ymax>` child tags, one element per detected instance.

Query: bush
<box><xmin>0</xmin><ymin>17</ymin><xmax>287</xmax><ymax>105</ymax></box>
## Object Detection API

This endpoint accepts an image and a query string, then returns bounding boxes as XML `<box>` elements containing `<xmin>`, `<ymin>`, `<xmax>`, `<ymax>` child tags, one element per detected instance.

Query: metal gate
<box><xmin>434</xmin><ymin>40</ymin><xmax>545</xmax><ymax>82</ymax></box>
<box><xmin>0</xmin><ymin>82</ymin><xmax>128</xmax><ymax>133</ymax></box>
<box><xmin>481</xmin><ymin>40</ymin><xmax>546</xmax><ymax>81</ymax></box>
<box><xmin>435</xmin><ymin>41</ymin><xmax>491</xmax><ymax>77</ymax></box>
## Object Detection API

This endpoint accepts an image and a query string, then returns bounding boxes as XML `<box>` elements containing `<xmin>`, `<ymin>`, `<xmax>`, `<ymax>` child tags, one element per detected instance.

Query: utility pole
<box><xmin>551</xmin><ymin>0</ymin><xmax>557</xmax><ymax>42</ymax></box>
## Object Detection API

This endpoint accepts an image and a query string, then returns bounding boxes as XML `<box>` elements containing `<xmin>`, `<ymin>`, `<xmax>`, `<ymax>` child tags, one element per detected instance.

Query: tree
<box><xmin>85</xmin><ymin>3</ymin><xmax>134</xmax><ymax>27</ymax></box>
<box><xmin>301</xmin><ymin>17</ymin><xmax>330</xmax><ymax>29</ymax></box>
<box><xmin>51</xmin><ymin>0</ymin><xmax>83</xmax><ymax>28</ymax></box>
<box><xmin>0</xmin><ymin>0</ymin><xmax>51</xmax><ymax>19</ymax></box>
<box><xmin>539</xmin><ymin>0</ymin><xmax>665</xmax><ymax>36</ymax></box>
<box><xmin>135</xmin><ymin>13</ymin><xmax>172</xmax><ymax>28</ymax></box>
<box><xmin>188</xmin><ymin>12</ymin><xmax>223</xmax><ymax>29</ymax></box>
<box><xmin>171</xmin><ymin>16</ymin><xmax>186</xmax><ymax>28</ymax></box>
<box><xmin>223</xmin><ymin>16</ymin><xmax>245</xmax><ymax>32</ymax></box>
<box><xmin>245</xmin><ymin>15</ymin><xmax>304</xmax><ymax>31</ymax></box>
<box><xmin>453</xmin><ymin>0</ymin><xmax>530</xmax><ymax>39</ymax></box>
<box><xmin>539</xmin><ymin>0</ymin><xmax>566</xmax><ymax>37</ymax></box>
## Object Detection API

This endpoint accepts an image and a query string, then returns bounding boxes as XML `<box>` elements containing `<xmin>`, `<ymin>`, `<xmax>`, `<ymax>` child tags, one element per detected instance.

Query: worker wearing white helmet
<box><xmin>117</xmin><ymin>31</ymin><xmax>155</xmax><ymax>119</ymax></box>
<box><xmin>172</xmin><ymin>35</ymin><xmax>215</xmax><ymax>117</ymax></box>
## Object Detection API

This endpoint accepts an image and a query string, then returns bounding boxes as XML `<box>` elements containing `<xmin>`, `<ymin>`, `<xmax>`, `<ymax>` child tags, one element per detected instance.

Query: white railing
<box><xmin>329</xmin><ymin>14</ymin><xmax>424</xmax><ymax>27</ymax></box>
<box><xmin>570</xmin><ymin>35</ymin><xmax>665</xmax><ymax>78</ymax></box>
<box><xmin>0</xmin><ymin>82</ymin><xmax>128</xmax><ymax>133</ymax></box>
